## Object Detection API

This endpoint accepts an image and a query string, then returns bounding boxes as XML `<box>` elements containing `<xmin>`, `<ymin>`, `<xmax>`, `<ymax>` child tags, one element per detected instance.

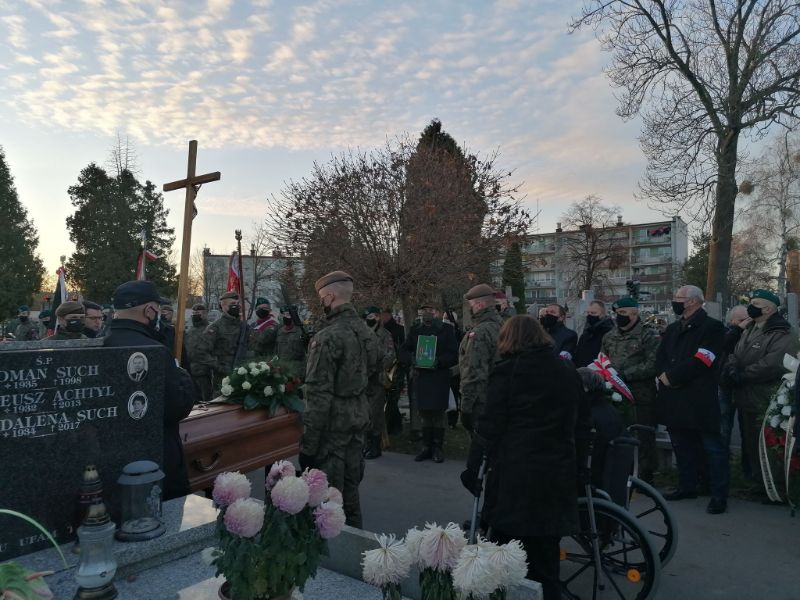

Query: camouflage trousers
<box><xmin>368</xmin><ymin>388</ymin><xmax>387</xmax><ymax>438</ymax></box>
<box><xmin>317</xmin><ymin>431</ymin><xmax>365</xmax><ymax>528</ymax></box>
<box><xmin>633</xmin><ymin>397</ymin><xmax>657</xmax><ymax>482</ymax></box>
<box><xmin>193</xmin><ymin>373</ymin><xmax>213</xmax><ymax>403</ymax></box>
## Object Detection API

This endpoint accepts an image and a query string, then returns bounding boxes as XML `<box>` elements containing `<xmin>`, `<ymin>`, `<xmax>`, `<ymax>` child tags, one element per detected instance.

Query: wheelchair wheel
<box><xmin>560</xmin><ymin>497</ymin><xmax>661</xmax><ymax>600</ymax></box>
<box><xmin>628</xmin><ymin>477</ymin><xmax>678</xmax><ymax>566</ymax></box>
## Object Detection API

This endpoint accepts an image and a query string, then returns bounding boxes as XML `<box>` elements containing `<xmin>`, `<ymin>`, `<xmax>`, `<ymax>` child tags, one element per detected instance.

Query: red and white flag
<box><xmin>135</xmin><ymin>250</ymin><xmax>158</xmax><ymax>281</ymax></box>
<box><xmin>694</xmin><ymin>348</ymin><xmax>716</xmax><ymax>367</ymax></box>
<box><xmin>589</xmin><ymin>353</ymin><xmax>635</xmax><ymax>403</ymax></box>
<box><xmin>226</xmin><ymin>251</ymin><xmax>241</xmax><ymax>293</ymax></box>
<box><xmin>50</xmin><ymin>266</ymin><xmax>68</xmax><ymax>335</ymax></box>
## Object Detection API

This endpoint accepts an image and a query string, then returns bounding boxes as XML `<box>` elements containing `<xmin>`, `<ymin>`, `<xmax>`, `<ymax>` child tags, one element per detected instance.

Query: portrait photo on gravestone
<box><xmin>0</xmin><ymin>345</ymin><xmax>165</xmax><ymax>560</ymax></box>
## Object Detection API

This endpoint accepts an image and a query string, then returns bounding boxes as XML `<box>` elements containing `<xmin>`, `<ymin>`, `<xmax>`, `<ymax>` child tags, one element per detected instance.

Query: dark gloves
<box><xmin>298</xmin><ymin>453</ymin><xmax>317</xmax><ymax>471</ymax></box>
<box><xmin>461</xmin><ymin>412</ymin><xmax>474</xmax><ymax>433</ymax></box>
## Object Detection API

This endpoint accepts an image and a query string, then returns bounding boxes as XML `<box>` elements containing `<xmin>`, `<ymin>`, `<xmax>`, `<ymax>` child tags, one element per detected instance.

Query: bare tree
<box><xmin>558</xmin><ymin>196</ymin><xmax>627</xmax><ymax>298</ymax></box>
<box><xmin>105</xmin><ymin>132</ymin><xmax>140</xmax><ymax>177</ymax></box>
<box><xmin>244</xmin><ymin>223</ymin><xmax>287</xmax><ymax>318</ymax></box>
<box><xmin>740</xmin><ymin>133</ymin><xmax>800</xmax><ymax>294</ymax></box>
<box><xmin>572</xmin><ymin>1</ymin><xmax>800</xmax><ymax>303</ymax></box>
<box><xmin>728</xmin><ymin>224</ymin><xmax>775</xmax><ymax>297</ymax></box>
<box><xmin>266</xmin><ymin>135</ymin><xmax>530</xmax><ymax>329</ymax></box>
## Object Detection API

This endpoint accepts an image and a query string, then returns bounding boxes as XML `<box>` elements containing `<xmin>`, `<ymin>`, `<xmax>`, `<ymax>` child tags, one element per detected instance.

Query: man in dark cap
<box><xmin>300</xmin><ymin>271</ymin><xmax>378</xmax><ymax>527</ymax></box>
<box><xmin>362</xmin><ymin>306</ymin><xmax>397</xmax><ymax>460</ymax></box>
<box><xmin>459</xmin><ymin>283</ymin><xmax>503</xmax><ymax>432</ymax></box>
<box><xmin>14</xmin><ymin>305</ymin><xmax>38</xmax><ymax>341</ymax></box>
<box><xmin>601</xmin><ymin>296</ymin><xmax>660</xmax><ymax>483</ymax></box>
<box><xmin>400</xmin><ymin>303</ymin><xmax>458</xmax><ymax>462</ymax></box>
<box><xmin>37</xmin><ymin>309</ymin><xmax>53</xmax><ymax>338</ymax></box>
<box><xmin>46</xmin><ymin>302</ymin><xmax>88</xmax><ymax>340</ymax></box>
<box><xmin>186</xmin><ymin>303</ymin><xmax>212</xmax><ymax>403</ymax></box>
<box><xmin>251</xmin><ymin>296</ymin><xmax>279</xmax><ymax>357</ymax></box>
<box><xmin>104</xmin><ymin>280</ymin><xmax>196</xmax><ymax>500</ymax></box>
<box><xmin>194</xmin><ymin>291</ymin><xmax>250</xmax><ymax>396</ymax></box>
<box><xmin>721</xmin><ymin>288</ymin><xmax>799</xmax><ymax>496</ymax></box>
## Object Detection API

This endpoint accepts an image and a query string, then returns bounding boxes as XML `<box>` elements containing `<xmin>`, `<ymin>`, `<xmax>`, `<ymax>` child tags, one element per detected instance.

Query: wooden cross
<box><xmin>163</xmin><ymin>140</ymin><xmax>220</xmax><ymax>362</ymax></box>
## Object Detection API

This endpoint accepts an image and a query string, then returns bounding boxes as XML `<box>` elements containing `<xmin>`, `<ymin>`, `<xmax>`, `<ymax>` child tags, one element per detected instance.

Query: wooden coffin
<box><xmin>180</xmin><ymin>403</ymin><xmax>302</xmax><ymax>492</ymax></box>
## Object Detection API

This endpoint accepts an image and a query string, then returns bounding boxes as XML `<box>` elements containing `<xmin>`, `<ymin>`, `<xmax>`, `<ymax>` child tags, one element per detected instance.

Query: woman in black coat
<box><xmin>471</xmin><ymin>315</ymin><xmax>586</xmax><ymax>600</ymax></box>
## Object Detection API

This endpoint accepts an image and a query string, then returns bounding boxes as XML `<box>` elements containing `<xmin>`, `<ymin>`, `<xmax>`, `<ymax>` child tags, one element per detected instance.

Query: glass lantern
<box><xmin>115</xmin><ymin>460</ymin><xmax>166</xmax><ymax>542</ymax></box>
<box><xmin>74</xmin><ymin>502</ymin><xmax>118</xmax><ymax>600</ymax></box>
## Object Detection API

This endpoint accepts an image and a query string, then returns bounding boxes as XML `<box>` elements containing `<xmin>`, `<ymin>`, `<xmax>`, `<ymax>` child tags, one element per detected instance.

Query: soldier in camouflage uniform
<box><xmin>37</xmin><ymin>309</ymin><xmax>53</xmax><ymax>339</ymax></box>
<box><xmin>299</xmin><ymin>271</ymin><xmax>378</xmax><ymax>528</ymax></box>
<box><xmin>362</xmin><ymin>306</ymin><xmax>396</xmax><ymax>460</ymax></box>
<box><xmin>459</xmin><ymin>284</ymin><xmax>503</xmax><ymax>432</ymax></box>
<box><xmin>193</xmin><ymin>291</ymin><xmax>250</xmax><ymax>396</ymax></box>
<box><xmin>186</xmin><ymin>303</ymin><xmax>212</xmax><ymax>403</ymax></box>
<box><xmin>14</xmin><ymin>305</ymin><xmax>39</xmax><ymax>341</ymax></box>
<box><xmin>601</xmin><ymin>296</ymin><xmax>660</xmax><ymax>483</ymax></box>
<box><xmin>250</xmin><ymin>297</ymin><xmax>279</xmax><ymax>357</ymax></box>
<box><xmin>46</xmin><ymin>302</ymin><xmax>88</xmax><ymax>340</ymax></box>
<box><xmin>274</xmin><ymin>305</ymin><xmax>309</xmax><ymax>376</ymax></box>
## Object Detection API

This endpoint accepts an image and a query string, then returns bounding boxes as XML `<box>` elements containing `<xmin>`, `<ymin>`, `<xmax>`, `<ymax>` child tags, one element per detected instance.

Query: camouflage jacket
<box><xmin>46</xmin><ymin>331</ymin><xmax>87</xmax><ymax>340</ymax></box>
<box><xmin>368</xmin><ymin>325</ymin><xmax>396</xmax><ymax>393</ymax></box>
<box><xmin>194</xmin><ymin>313</ymin><xmax>249</xmax><ymax>377</ymax></box>
<box><xmin>600</xmin><ymin>318</ymin><xmax>660</xmax><ymax>384</ymax></box>
<box><xmin>302</xmin><ymin>303</ymin><xmax>378</xmax><ymax>455</ymax></box>
<box><xmin>459</xmin><ymin>306</ymin><xmax>503</xmax><ymax>416</ymax></box>
<box><xmin>250</xmin><ymin>319</ymin><xmax>279</xmax><ymax>358</ymax></box>
<box><xmin>275</xmin><ymin>325</ymin><xmax>308</xmax><ymax>377</ymax></box>
<box><xmin>185</xmin><ymin>319</ymin><xmax>209</xmax><ymax>376</ymax></box>
<box><xmin>15</xmin><ymin>321</ymin><xmax>39</xmax><ymax>341</ymax></box>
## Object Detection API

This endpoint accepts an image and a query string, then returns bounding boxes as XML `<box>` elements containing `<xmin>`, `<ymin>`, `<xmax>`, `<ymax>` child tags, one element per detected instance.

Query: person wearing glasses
<box><xmin>82</xmin><ymin>301</ymin><xmax>105</xmax><ymax>338</ymax></box>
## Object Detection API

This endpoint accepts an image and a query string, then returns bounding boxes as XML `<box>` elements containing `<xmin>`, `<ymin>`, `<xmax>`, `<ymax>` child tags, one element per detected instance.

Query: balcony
<box><xmin>636</xmin><ymin>273</ymin><xmax>672</xmax><ymax>283</ymax></box>
<box><xmin>632</xmin><ymin>254</ymin><xmax>672</xmax><ymax>265</ymax></box>
<box><xmin>525</xmin><ymin>245</ymin><xmax>556</xmax><ymax>254</ymax></box>
<box><xmin>632</xmin><ymin>236</ymin><xmax>672</xmax><ymax>247</ymax></box>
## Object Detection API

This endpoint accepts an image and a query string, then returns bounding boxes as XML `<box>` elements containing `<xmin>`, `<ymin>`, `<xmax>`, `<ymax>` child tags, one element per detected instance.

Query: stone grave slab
<box><xmin>0</xmin><ymin>345</ymin><xmax>165</xmax><ymax>560</ymax></box>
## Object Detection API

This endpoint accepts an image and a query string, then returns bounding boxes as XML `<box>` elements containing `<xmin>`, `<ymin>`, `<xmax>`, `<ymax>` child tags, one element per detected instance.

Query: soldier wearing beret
<box><xmin>194</xmin><ymin>291</ymin><xmax>250</xmax><ymax>396</ymax></box>
<box><xmin>459</xmin><ymin>283</ymin><xmax>503</xmax><ymax>432</ymax></box>
<box><xmin>274</xmin><ymin>305</ymin><xmax>309</xmax><ymax>377</ymax></box>
<box><xmin>46</xmin><ymin>302</ymin><xmax>88</xmax><ymax>340</ymax></box>
<box><xmin>601</xmin><ymin>296</ymin><xmax>660</xmax><ymax>483</ymax></box>
<box><xmin>250</xmin><ymin>297</ymin><xmax>279</xmax><ymax>357</ymax></box>
<box><xmin>14</xmin><ymin>305</ymin><xmax>39</xmax><ymax>341</ymax></box>
<box><xmin>37</xmin><ymin>309</ymin><xmax>53</xmax><ymax>339</ymax></box>
<box><xmin>300</xmin><ymin>271</ymin><xmax>378</xmax><ymax>527</ymax></box>
<box><xmin>721</xmin><ymin>288</ymin><xmax>799</xmax><ymax>495</ymax></box>
<box><xmin>186</xmin><ymin>303</ymin><xmax>212</xmax><ymax>403</ymax></box>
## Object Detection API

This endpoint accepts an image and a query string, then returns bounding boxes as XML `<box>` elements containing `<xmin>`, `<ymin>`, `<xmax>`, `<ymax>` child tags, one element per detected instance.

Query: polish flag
<box><xmin>694</xmin><ymin>348</ymin><xmax>716</xmax><ymax>367</ymax></box>
<box><xmin>135</xmin><ymin>250</ymin><xmax>158</xmax><ymax>280</ymax></box>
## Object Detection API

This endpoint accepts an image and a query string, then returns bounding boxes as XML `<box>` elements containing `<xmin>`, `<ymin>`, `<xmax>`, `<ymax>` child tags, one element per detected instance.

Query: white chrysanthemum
<box><xmin>242</xmin><ymin>381</ymin><xmax>252</xmax><ymax>391</ymax></box>
<box><xmin>781</xmin><ymin>405</ymin><xmax>792</xmax><ymax>416</ymax></box>
<box><xmin>417</xmin><ymin>522</ymin><xmax>467</xmax><ymax>571</ymax></box>
<box><xmin>452</xmin><ymin>545</ymin><xmax>499</xmax><ymax>597</ymax></box>
<box><xmin>404</xmin><ymin>527</ymin><xmax>424</xmax><ymax>562</ymax></box>
<box><xmin>200</xmin><ymin>547</ymin><xmax>219</xmax><ymax>566</ymax></box>
<box><xmin>611</xmin><ymin>392</ymin><xmax>622</xmax><ymax>403</ymax></box>
<box><xmin>362</xmin><ymin>534</ymin><xmax>412</xmax><ymax>586</ymax></box>
<box><xmin>279</xmin><ymin>384</ymin><xmax>286</xmax><ymax>393</ymax></box>
<box><xmin>771</xmin><ymin>415</ymin><xmax>783</xmax><ymax>428</ymax></box>
<box><xmin>222</xmin><ymin>376</ymin><xmax>230</xmax><ymax>386</ymax></box>
<box><xmin>237</xmin><ymin>367</ymin><xmax>247</xmax><ymax>375</ymax></box>
<box><xmin>264</xmin><ymin>386</ymin><xmax>274</xmax><ymax>397</ymax></box>
<box><xmin>249</xmin><ymin>362</ymin><xmax>256</xmax><ymax>369</ymax></box>
<box><xmin>780</xmin><ymin>419</ymin><xmax>790</xmax><ymax>431</ymax></box>
<box><xmin>220</xmin><ymin>384</ymin><xmax>234</xmax><ymax>397</ymax></box>
<box><xmin>484</xmin><ymin>539</ymin><xmax>528</xmax><ymax>589</ymax></box>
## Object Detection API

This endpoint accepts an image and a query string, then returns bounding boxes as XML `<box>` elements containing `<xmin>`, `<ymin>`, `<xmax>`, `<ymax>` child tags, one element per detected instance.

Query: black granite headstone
<box><xmin>0</xmin><ymin>345</ymin><xmax>165</xmax><ymax>560</ymax></box>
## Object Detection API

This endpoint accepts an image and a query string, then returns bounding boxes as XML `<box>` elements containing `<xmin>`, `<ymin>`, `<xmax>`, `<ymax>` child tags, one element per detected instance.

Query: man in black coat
<box><xmin>399</xmin><ymin>305</ymin><xmax>458</xmax><ymax>463</ymax></box>
<box><xmin>381</xmin><ymin>309</ymin><xmax>406</xmax><ymax>435</ymax></box>
<box><xmin>655</xmin><ymin>285</ymin><xmax>728</xmax><ymax>514</ymax></box>
<box><xmin>573</xmin><ymin>300</ymin><xmax>614</xmax><ymax>368</ymax></box>
<box><xmin>104</xmin><ymin>280</ymin><xmax>197</xmax><ymax>500</ymax></box>
<box><xmin>539</xmin><ymin>303</ymin><xmax>578</xmax><ymax>361</ymax></box>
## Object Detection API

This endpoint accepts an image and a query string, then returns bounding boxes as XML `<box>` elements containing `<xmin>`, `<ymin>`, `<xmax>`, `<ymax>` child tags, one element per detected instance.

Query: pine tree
<box><xmin>501</xmin><ymin>241</ymin><xmax>526</xmax><ymax>313</ymax></box>
<box><xmin>0</xmin><ymin>146</ymin><xmax>44</xmax><ymax>321</ymax></box>
<box><xmin>66</xmin><ymin>165</ymin><xmax>176</xmax><ymax>301</ymax></box>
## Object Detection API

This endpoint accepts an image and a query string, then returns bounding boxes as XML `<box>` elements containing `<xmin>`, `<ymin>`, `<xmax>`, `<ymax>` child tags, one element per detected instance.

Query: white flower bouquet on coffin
<box><xmin>361</xmin><ymin>522</ymin><xmax>527</xmax><ymax>600</ymax></box>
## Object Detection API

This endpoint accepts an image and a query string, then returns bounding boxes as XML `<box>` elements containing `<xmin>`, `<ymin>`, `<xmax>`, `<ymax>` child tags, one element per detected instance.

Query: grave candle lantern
<box><xmin>115</xmin><ymin>460</ymin><xmax>166</xmax><ymax>542</ymax></box>
<box><xmin>74</xmin><ymin>501</ymin><xmax>118</xmax><ymax>600</ymax></box>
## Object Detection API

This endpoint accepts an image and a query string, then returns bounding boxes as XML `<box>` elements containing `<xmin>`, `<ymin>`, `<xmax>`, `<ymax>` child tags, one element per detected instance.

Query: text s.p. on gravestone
<box><xmin>0</xmin><ymin>345</ymin><xmax>164</xmax><ymax>560</ymax></box>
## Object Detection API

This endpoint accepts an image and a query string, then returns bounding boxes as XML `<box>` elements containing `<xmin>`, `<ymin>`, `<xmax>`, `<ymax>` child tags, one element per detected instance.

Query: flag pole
<box><xmin>235</xmin><ymin>229</ymin><xmax>245</xmax><ymax>321</ymax></box>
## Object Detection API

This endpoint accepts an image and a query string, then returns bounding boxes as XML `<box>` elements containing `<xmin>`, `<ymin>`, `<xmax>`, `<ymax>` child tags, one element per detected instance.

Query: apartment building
<box><xmin>522</xmin><ymin>216</ymin><xmax>688</xmax><ymax>313</ymax></box>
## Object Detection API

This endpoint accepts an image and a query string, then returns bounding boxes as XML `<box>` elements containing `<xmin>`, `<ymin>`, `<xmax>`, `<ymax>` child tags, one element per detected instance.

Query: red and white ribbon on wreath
<box><xmin>589</xmin><ymin>353</ymin><xmax>635</xmax><ymax>403</ymax></box>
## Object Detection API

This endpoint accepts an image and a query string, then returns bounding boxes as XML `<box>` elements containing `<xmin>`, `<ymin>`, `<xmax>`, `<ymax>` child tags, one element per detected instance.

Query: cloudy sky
<box><xmin>1</xmin><ymin>0</ymin><xmax>666</xmax><ymax>276</ymax></box>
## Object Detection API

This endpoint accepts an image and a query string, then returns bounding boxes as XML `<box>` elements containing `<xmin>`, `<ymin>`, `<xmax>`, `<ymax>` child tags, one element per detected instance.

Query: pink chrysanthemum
<box><xmin>325</xmin><ymin>486</ymin><xmax>344</xmax><ymax>506</ymax></box>
<box><xmin>270</xmin><ymin>475</ymin><xmax>310</xmax><ymax>514</ymax></box>
<box><xmin>223</xmin><ymin>498</ymin><xmax>264</xmax><ymax>538</ymax></box>
<box><xmin>212</xmin><ymin>471</ymin><xmax>251</xmax><ymax>507</ymax></box>
<box><xmin>265</xmin><ymin>460</ymin><xmax>296</xmax><ymax>490</ymax></box>
<box><xmin>313</xmin><ymin>501</ymin><xmax>346</xmax><ymax>539</ymax></box>
<box><xmin>302</xmin><ymin>468</ymin><xmax>329</xmax><ymax>507</ymax></box>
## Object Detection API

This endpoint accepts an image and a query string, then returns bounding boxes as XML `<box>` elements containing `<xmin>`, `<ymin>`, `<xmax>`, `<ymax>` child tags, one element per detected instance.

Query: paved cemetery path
<box><xmin>357</xmin><ymin>451</ymin><xmax>799</xmax><ymax>600</ymax></box>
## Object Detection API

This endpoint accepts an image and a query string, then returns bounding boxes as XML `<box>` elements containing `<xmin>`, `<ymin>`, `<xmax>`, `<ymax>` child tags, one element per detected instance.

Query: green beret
<box><xmin>39</xmin><ymin>309</ymin><xmax>52</xmax><ymax>318</ymax></box>
<box><xmin>614</xmin><ymin>296</ymin><xmax>639</xmax><ymax>309</ymax></box>
<box><xmin>256</xmin><ymin>297</ymin><xmax>270</xmax><ymax>306</ymax></box>
<box><xmin>363</xmin><ymin>306</ymin><xmax>381</xmax><ymax>317</ymax></box>
<box><xmin>314</xmin><ymin>270</ymin><xmax>353</xmax><ymax>292</ymax></box>
<box><xmin>280</xmin><ymin>305</ymin><xmax>291</xmax><ymax>313</ymax></box>
<box><xmin>464</xmin><ymin>283</ymin><xmax>495</xmax><ymax>300</ymax></box>
<box><xmin>751</xmin><ymin>288</ymin><xmax>780</xmax><ymax>307</ymax></box>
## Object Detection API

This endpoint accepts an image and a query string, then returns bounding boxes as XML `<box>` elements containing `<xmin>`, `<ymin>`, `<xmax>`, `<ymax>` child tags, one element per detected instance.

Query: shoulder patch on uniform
<box><xmin>311</xmin><ymin>340</ymin><xmax>318</xmax><ymax>349</ymax></box>
<box><xmin>468</xmin><ymin>331</ymin><xmax>475</xmax><ymax>338</ymax></box>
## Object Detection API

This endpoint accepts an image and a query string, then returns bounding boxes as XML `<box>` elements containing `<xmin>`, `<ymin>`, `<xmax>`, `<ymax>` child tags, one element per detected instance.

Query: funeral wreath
<box><xmin>220</xmin><ymin>359</ymin><xmax>304</xmax><ymax>415</ymax></box>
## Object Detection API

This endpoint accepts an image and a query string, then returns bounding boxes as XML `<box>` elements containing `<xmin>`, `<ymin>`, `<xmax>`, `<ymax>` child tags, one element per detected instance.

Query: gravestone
<box><xmin>0</xmin><ymin>345</ymin><xmax>165</xmax><ymax>560</ymax></box>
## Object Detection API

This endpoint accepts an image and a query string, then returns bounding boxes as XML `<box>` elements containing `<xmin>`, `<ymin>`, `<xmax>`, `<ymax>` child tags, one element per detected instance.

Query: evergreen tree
<box><xmin>0</xmin><ymin>146</ymin><xmax>44</xmax><ymax>321</ymax></box>
<box><xmin>501</xmin><ymin>241</ymin><xmax>526</xmax><ymax>313</ymax></box>
<box><xmin>682</xmin><ymin>232</ymin><xmax>710</xmax><ymax>290</ymax></box>
<box><xmin>66</xmin><ymin>164</ymin><xmax>176</xmax><ymax>301</ymax></box>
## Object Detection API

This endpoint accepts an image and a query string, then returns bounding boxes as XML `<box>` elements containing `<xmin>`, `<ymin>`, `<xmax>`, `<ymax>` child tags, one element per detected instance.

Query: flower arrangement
<box><xmin>220</xmin><ymin>359</ymin><xmax>304</xmax><ymax>415</ymax></box>
<box><xmin>207</xmin><ymin>466</ymin><xmax>346</xmax><ymax>599</ymax></box>
<box><xmin>759</xmin><ymin>354</ymin><xmax>800</xmax><ymax>509</ymax></box>
<box><xmin>603</xmin><ymin>380</ymin><xmax>635</xmax><ymax>424</ymax></box>
<box><xmin>361</xmin><ymin>523</ymin><xmax>527</xmax><ymax>600</ymax></box>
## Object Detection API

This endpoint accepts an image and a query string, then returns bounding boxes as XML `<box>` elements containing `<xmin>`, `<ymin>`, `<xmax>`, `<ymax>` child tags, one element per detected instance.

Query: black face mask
<box><xmin>496</xmin><ymin>305</ymin><xmax>502</xmax><ymax>312</ymax></box>
<box><xmin>367</xmin><ymin>319</ymin><xmax>379</xmax><ymax>330</ymax></box>
<box><xmin>161</xmin><ymin>314</ymin><xmax>172</xmax><ymax>324</ymax></box>
<box><xmin>540</xmin><ymin>314</ymin><xmax>558</xmax><ymax>330</ymax></box>
<box><xmin>65</xmin><ymin>319</ymin><xmax>84</xmax><ymax>333</ymax></box>
<box><xmin>41</xmin><ymin>319</ymin><xmax>50</xmax><ymax>327</ymax></box>
<box><xmin>671</xmin><ymin>301</ymin><xmax>685</xmax><ymax>316</ymax></box>
<box><xmin>191</xmin><ymin>314</ymin><xmax>203</xmax><ymax>325</ymax></box>
<box><xmin>586</xmin><ymin>315</ymin><xmax>600</xmax><ymax>327</ymax></box>
<box><xmin>227</xmin><ymin>304</ymin><xmax>240</xmax><ymax>318</ymax></box>
<box><xmin>102</xmin><ymin>314</ymin><xmax>108</xmax><ymax>322</ymax></box>
<box><xmin>746</xmin><ymin>304</ymin><xmax>763</xmax><ymax>319</ymax></box>
<box><xmin>19</xmin><ymin>316</ymin><xmax>28</xmax><ymax>323</ymax></box>
<box><xmin>145</xmin><ymin>306</ymin><xmax>160</xmax><ymax>331</ymax></box>
<box><xmin>615</xmin><ymin>314</ymin><xmax>631</xmax><ymax>329</ymax></box>
<box><xmin>283</xmin><ymin>317</ymin><xmax>294</xmax><ymax>326</ymax></box>
<box><xmin>256</xmin><ymin>308</ymin><xmax>270</xmax><ymax>319</ymax></box>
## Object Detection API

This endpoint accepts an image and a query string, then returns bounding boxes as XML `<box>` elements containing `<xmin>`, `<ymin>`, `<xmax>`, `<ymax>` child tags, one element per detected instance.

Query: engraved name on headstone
<box><xmin>0</xmin><ymin>346</ymin><xmax>165</xmax><ymax>560</ymax></box>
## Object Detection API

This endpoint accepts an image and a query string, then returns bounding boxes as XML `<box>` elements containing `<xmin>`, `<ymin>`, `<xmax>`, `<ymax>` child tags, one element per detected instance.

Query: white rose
<box><xmin>781</xmin><ymin>405</ymin><xmax>792</xmax><ymax>416</ymax></box>
<box><xmin>604</xmin><ymin>381</ymin><xmax>613</xmax><ymax>389</ymax></box>
<box><xmin>770</xmin><ymin>415</ymin><xmax>782</xmax><ymax>428</ymax></box>
<box><xmin>780</xmin><ymin>420</ymin><xmax>790</xmax><ymax>431</ymax></box>
<box><xmin>237</xmin><ymin>367</ymin><xmax>247</xmax><ymax>375</ymax></box>
<box><xmin>279</xmin><ymin>384</ymin><xmax>285</xmax><ymax>393</ymax></box>
<box><xmin>264</xmin><ymin>386</ymin><xmax>274</xmax><ymax>397</ymax></box>
<box><xmin>249</xmin><ymin>368</ymin><xmax>260</xmax><ymax>376</ymax></box>
<box><xmin>249</xmin><ymin>362</ymin><xmax>256</xmax><ymax>369</ymax></box>
<box><xmin>221</xmin><ymin>384</ymin><xmax>234</xmax><ymax>397</ymax></box>
<box><xmin>777</xmin><ymin>393</ymin><xmax>789</xmax><ymax>405</ymax></box>
<box><xmin>222</xmin><ymin>377</ymin><xmax>230</xmax><ymax>386</ymax></box>
<box><xmin>259</xmin><ymin>361</ymin><xmax>268</xmax><ymax>369</ymax></box>
<box><xmin>242</xmin><ymin>381</ymin><xmax>252</xmax><ymax>391</ymax></box>
<box><xmin>611</xmin><ymin>392</ymin><xmax>622</xmax><ymax>403</ymax></box>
